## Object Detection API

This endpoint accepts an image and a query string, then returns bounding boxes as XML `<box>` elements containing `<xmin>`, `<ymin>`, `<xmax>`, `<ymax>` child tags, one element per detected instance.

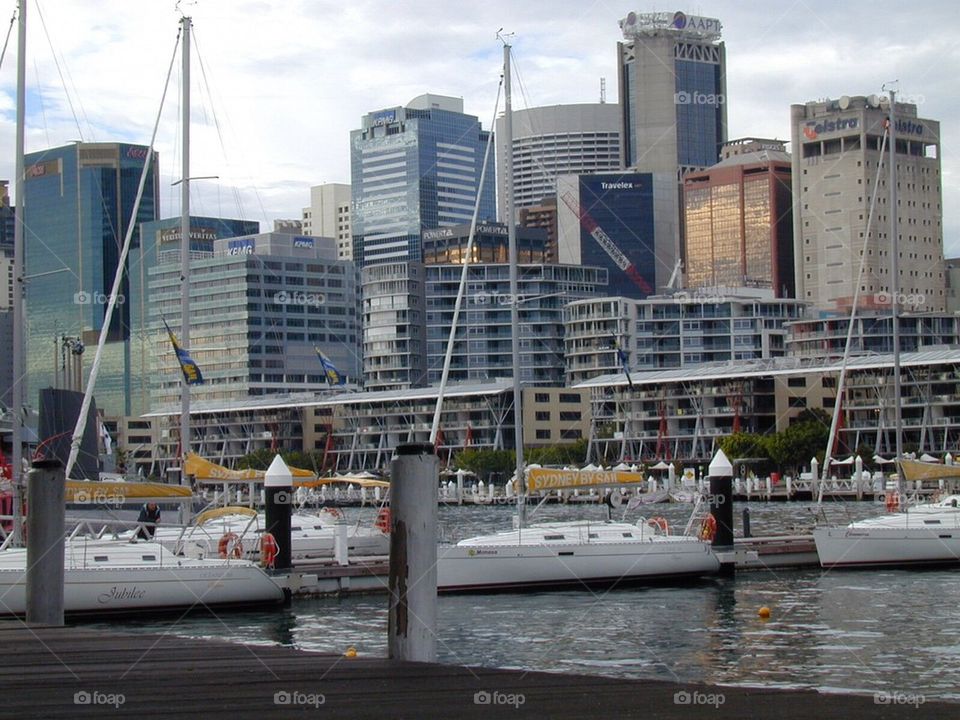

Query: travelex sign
<box><xmin>802</xmin><ymin>116</ymin><xmax>858</xmax><ymax>140</ymax></box>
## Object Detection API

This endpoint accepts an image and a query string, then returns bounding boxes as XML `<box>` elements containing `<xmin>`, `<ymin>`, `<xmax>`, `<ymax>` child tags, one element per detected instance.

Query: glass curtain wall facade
<box><xmin>683</xmin><ymin>144</ymin><xmax>794</xmax><ymax>296</ymax></box>
<box><xmin>23</xmin><ymin>143</ymin><xmax>158</xmax><ymax>416</ymax></box>
<box><xmin>350</xmin><ymin>96</ymin><xmax>496</xmax><ymax>267</ymax></box>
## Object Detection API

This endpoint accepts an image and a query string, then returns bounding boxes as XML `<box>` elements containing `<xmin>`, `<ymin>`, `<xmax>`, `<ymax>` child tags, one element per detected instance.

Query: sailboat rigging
<box><xmin>434</xmin><ymin>39</ymin><xmax>719</xmax><ymax>592</ymax></box>
<box><xmin>813</xmin><ymin>89</ymin><xmax>960</xmax><ymax>568</ymax></box>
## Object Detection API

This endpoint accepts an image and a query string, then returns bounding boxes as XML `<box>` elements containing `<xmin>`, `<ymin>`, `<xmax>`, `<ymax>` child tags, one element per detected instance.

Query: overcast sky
<box><xmin>1</xmin><ymin>0</ymin><xmax>957</xmax><ymax>254</ymax></box>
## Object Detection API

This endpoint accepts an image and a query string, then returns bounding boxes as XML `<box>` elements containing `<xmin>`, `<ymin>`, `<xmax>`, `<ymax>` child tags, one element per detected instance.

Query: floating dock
<box><xmin>1</xmin><ymin>623</ymin><xmax>955</xmax><ymax>719</ymax></box>
<box><xmin>275</xmin><ymin>534</ymin><xmax>821</xmax><ymax>599</ymax></box>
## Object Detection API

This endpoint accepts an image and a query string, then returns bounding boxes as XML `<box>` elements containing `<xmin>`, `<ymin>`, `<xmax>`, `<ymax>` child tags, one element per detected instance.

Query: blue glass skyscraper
<box><xmin>23</xmin><ymin>142</ymin><xmax>158</xmax><ymax>417</ymax></box>
<box><xmin>350</xmin><ymin>94</ymin><xmax>496</xmax><ymax>267</ymax></box>
<box><xmin>617</xmin><ymin>11</ymin><xmax>727</xmax><ymax>174</ymax></box>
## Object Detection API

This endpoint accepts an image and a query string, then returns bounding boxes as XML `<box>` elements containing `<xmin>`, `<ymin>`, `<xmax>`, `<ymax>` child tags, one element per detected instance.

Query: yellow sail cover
<box><xmin>899</xmin><ymin>459</ymin><xmax>960</xmax><ymax>483</ymax></box>
<box><xmin>184</xmin><ymin>453</ymin><xmax>317</xmax><ymax>481</ymax></box>
<box><xmin>65</xmin><ymin>481</ymin><xmax>193</xmax><ymax>503</ymax></box>
<box><xmin>526</xmin><ymin>468</ymin><xmax>644</xmax><ymax>493</ymax></box>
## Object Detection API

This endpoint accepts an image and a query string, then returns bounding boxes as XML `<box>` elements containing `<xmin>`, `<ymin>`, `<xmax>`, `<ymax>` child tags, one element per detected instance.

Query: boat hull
<box><xmin>0</xmin><ymin>546</ymin><xmax>284</xmax><ymax>617</ymax></box>
<box><xmin>813</xmin><ymin>526</ymin><xmax>960</xmax><ymax>568</ymax></box>
<box><xmin>437</xmin><ymin>539</ymin><xmax>719</xmax><ymax>592</ymax></box>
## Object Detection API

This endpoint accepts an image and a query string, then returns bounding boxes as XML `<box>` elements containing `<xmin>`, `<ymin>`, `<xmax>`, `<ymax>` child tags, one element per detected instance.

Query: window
<box><xmin>535</xmin><ymin>429</ymin><xmax>550</xmax><ymax>439</ymax></box>
<box><xmin>559</xmin><ymin>393</ymin><xmax>580</xmax><ymax>403</ymax></box>
<box><xmin>535</xmin><ymin>411</ymin><xmax>550</xmax><ymax>422</ymax></box>
<box><xmin>559</xmin><ymin>411</ymin><xmax>581</xmax><ymax>421</ymax></box>
<box><xmin>535</xmin><ymin>392</ymin><xmax>549</xmax><ymax>403</ymax></box>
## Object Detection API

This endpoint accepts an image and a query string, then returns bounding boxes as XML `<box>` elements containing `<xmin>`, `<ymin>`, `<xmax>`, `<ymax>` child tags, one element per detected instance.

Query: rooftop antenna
<box><xmin>600</xmin><ymin>77</ymin><xmax>607</xmax><ymax>104</ymax></box>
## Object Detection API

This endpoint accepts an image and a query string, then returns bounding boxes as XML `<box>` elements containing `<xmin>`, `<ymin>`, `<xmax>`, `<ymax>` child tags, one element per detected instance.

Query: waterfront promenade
<box><xmin>0</xmin><ymin>622</ymin><xmax>953</xmax><ymax>719</ymax></box>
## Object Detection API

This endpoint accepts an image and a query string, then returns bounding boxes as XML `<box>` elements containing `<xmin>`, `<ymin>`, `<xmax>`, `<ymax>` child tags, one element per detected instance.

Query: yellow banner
<box><xmin>526</xmin><ymin>468</ymin><xmax>644</xmax><ymax>493</ymax></box>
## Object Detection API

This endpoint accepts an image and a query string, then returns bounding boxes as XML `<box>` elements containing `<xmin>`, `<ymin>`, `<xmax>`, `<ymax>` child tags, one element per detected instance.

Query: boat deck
<box><xmin>0</xmin><ymin>623</ymin><xmax>954</xmax><ymax>719</ymax></box>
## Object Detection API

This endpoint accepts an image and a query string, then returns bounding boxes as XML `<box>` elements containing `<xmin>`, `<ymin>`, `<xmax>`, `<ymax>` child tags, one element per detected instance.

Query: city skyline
<box><xmin>0</xmin><ymin>1</ymin><xmax>957</xmax><ymax>253</ymax></box>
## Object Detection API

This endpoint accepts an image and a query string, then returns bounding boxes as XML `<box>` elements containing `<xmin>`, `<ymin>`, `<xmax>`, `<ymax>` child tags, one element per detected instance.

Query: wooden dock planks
<box><xmin>0</xmin><ymin>622</ymin><xmax>956</xmax><ymax>719</ymax></box>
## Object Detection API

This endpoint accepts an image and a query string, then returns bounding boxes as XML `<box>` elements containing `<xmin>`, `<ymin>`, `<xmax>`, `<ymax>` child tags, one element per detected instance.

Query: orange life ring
<box><xmin>218</xmin><ymin>531</ymin><xmax>243</xmax><ymax>559</ymax></box>
<box><xmin>259</xmin><ymin>532</ymin><xmax>279</xmax><ymax>568</ymax></box>
<box><xmin>647</xmin><ymin>516</ymin><xmax>669</xmax><ymax>534</ymax></box>
<box><xmin>375</xmin><ymin>507</ymin><xmax>391</xmax><ymax>534</ymax></box>
<box><xmin>322</xmin><ymin>506</ymin><xmax>344</xmax><ymax>520</ymax></box>
<box><xmin>885</xmin><ymin>491</ymin><xmax>900</xmax><ymax>512</ymax></box>
<box><xmin>699</xmin><ymin>514</ymin><xmax>717</xmax><ymax>542</ymax></box>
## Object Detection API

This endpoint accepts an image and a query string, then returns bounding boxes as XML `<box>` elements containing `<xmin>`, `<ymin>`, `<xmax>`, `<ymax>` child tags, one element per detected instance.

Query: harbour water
<box><xmin>89</xmin><ymin>501</ymin><xmax>960</xmax><ymax>701</ymax></box>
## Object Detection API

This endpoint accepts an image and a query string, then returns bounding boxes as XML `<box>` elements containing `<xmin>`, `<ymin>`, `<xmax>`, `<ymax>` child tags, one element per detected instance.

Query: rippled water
<box><xmin>87</xmin><ymin>501</ymin><xmax>960</xmax><ymax>700</ymax></box>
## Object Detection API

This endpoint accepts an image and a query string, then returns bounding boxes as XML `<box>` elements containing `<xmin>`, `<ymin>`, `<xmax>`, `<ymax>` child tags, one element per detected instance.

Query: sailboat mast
<box><xmin>10</xmin><ymin>0</ymin><xmax>26</xmax><ymax>544</ymax></box>
<box><xmin>179</xmin><ymin>14</ymin><xmax>191</xmax><ymax>480</ymax></box>
<box><xmin>888</xmin><ymin>90</ymin><xmax>903</xmax><ymax>490</ymax></box>
<box><xmin>503</xmin><ymin>42</ymin><xmax>525</xmax><ymax>526</ymax></box>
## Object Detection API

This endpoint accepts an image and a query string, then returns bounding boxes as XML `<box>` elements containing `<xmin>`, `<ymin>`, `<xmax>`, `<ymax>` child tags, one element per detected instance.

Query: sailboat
<box><xmin>1</xmin><ymin>11</ymin><xmax>284</xmax><ymax>615</ymax></box>
<box><xmin>435</xmin><ymin>41</ymin><xmax>718</xmax><ymax>592</ymax></box>
<box><xmin>812</xmin><ymin>91</ymin><xmax>960</xmax><ymax>568</ymax></box>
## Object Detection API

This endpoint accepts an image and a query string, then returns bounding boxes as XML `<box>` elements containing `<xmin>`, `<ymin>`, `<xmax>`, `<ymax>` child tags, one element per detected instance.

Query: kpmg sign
<box><xmin>620</xmin><ymin>10</ymin><xmax>722</xmax><ymax>40</ymax></box>
<box><xmin>227</xmin><ymin>238</ymin><xmax>255</xmax><ymax>255</ymax></box>
<box><xmin>293</xmin><ymin>236</ymin><xmax>315</xmax><ymax>249</ymax></box>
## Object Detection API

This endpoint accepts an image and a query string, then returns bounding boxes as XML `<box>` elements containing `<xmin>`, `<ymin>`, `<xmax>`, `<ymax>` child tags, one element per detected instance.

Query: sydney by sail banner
<box><xmin>526</xmin><ymin>468</ymin><xmax>644</xmax><ymax>493</ymax></box>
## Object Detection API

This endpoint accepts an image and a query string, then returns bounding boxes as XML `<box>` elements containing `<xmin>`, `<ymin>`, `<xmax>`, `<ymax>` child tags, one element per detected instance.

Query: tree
<box><xmin>451</xmin><ymin>448</ymin><xmax>516</xmax><ymax>483</ymax></box>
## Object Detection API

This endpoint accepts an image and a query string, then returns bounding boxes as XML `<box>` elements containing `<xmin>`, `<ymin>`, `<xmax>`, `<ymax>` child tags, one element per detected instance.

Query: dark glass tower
<box><xmin>617</xmin><ymin>10</ymin><xmax>727</xmax><ymax>175</ymax></box>
<box><xmin>350</xmin><ymin>94</ymin><xmax>496</xmax><ymax>267</ymax></box>
<box><xmin>23</xmin><ymin>142</ymin><xmax>158</xmax><ymax>416</ymax></box>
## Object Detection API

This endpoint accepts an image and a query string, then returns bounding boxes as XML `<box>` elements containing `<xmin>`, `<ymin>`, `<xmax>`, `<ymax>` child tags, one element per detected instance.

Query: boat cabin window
<box><xmin>313</xmin><ymin>525</ymin><xmax>324</xmax><ymax>530</ymax></box>
<box><xmin>141</xmin><ymin>555</ymin><xmax>157</xmax><ymax>561</ymax></box>
<box><xmin>94</xmin><ymin>555</ymin><xmax>109</xmax><ymax>562</ymax></box>
<box><xmin>292</xmin><ymin>526</ymin><xmax>302</xmax><ymax>531</ymax></box>
<box><xmin>923</xmin><ymin>520</ymin><xmax>941</xmax><ymax>525</ymax></box>
<box><xmin>588</xmin><ymin>533</ymin><xmax>599</xmax><ymax>539</ymax></box>
<box><xmin>622</xmin><ymin>532</ymin><xmax>633</xmax><ymax>538</ymax></box>
<box><xmin>544</xmin><ymin>534</ymin><xmax>565</xmax><ymax>540</ymax></box>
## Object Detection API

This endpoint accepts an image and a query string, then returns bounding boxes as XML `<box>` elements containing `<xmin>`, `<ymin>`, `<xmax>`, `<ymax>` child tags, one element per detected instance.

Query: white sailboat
<box><xmin>431</xmin><ymin>41</ymin><xmax>718</xmax><ymax>590</ymax></box>
<box><xmin>2</xmin><ymin>12</ymin><xmax>285</xmax><ymax>615</ymax></box>
<box><xmin>0</xmin><ymin>537</ymin><xmax>283</xmax><ymax>616</ymax></box>
<box><xmin>812</xmin><ymin>91</ymin><xmax>960</xmax><ymax>568</ymax></box>
<box><xmin>145</xmin><ymin>506</ymin><xmax>390</xmax><ymax>561</ymax></box>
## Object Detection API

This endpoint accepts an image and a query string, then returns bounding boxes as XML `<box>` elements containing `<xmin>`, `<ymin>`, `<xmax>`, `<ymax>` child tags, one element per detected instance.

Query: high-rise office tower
<box><xmin>556</xmin><ymin>171</ymin><xmax>675</xmax><ymax>299</ymax></box>
<box><xmin>128</xmin><ymin>215</ymin><xmax>260</xmax><ymax>415</ymax></box>
<box><xmin>350</xmin><ymin>94</ymin><xmax>496</xmax><ymax>267</ymax></box>
<box><xmin>791</xmin><ymin>95</ymin><xmax>945</xmax><ymax>312</ymax></box>
<box><xmin>302</xmin><ymin>183</ymin><xmax>353</xmax><ymax>261</ymax></box>
<box><xmin>495</xmin><ymin>104</ymin><xmax>621</xmax><ymax>224</ymax></box>
<box><xmin>23</xmin><ymin>142</ymin><xmax>158</xmax><ymax>417</ymax></box>
<box><xmin>617</xmin><ymin>11</ymin><xmax>726</xmax><ymax>175</ymax></box>
<box><xmin>683</xmin><ymin>138</ymin><xmax>794</xmax><ymax>296</ymax></box>
<box><xmin>617</xmin><ymin>11</ymin><xmax>726</xmax><ymax>295</ymax></box>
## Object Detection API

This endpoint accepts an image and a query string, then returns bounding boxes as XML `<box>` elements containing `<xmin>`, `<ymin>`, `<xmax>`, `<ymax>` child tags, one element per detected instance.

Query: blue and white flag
<box><xmin>164</xmin><ymin>319</ymin><xmax>204</xmax><ymax>385</ymax></box>
<box><xmin>315</xmin><ymin>348</ymin><xmax>345</xmax><ymax>386</ymax></box>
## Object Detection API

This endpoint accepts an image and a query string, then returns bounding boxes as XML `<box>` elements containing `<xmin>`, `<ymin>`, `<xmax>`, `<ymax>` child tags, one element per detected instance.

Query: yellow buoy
<box><xmin>344</xmin><ymin>646</ymin><xmax>358</xmax><ymax>658</ymax></box>
<box><xmin>758</xmin><ymin>606</ymin><xmax>771</xmax><ymax>618</ymax></box>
